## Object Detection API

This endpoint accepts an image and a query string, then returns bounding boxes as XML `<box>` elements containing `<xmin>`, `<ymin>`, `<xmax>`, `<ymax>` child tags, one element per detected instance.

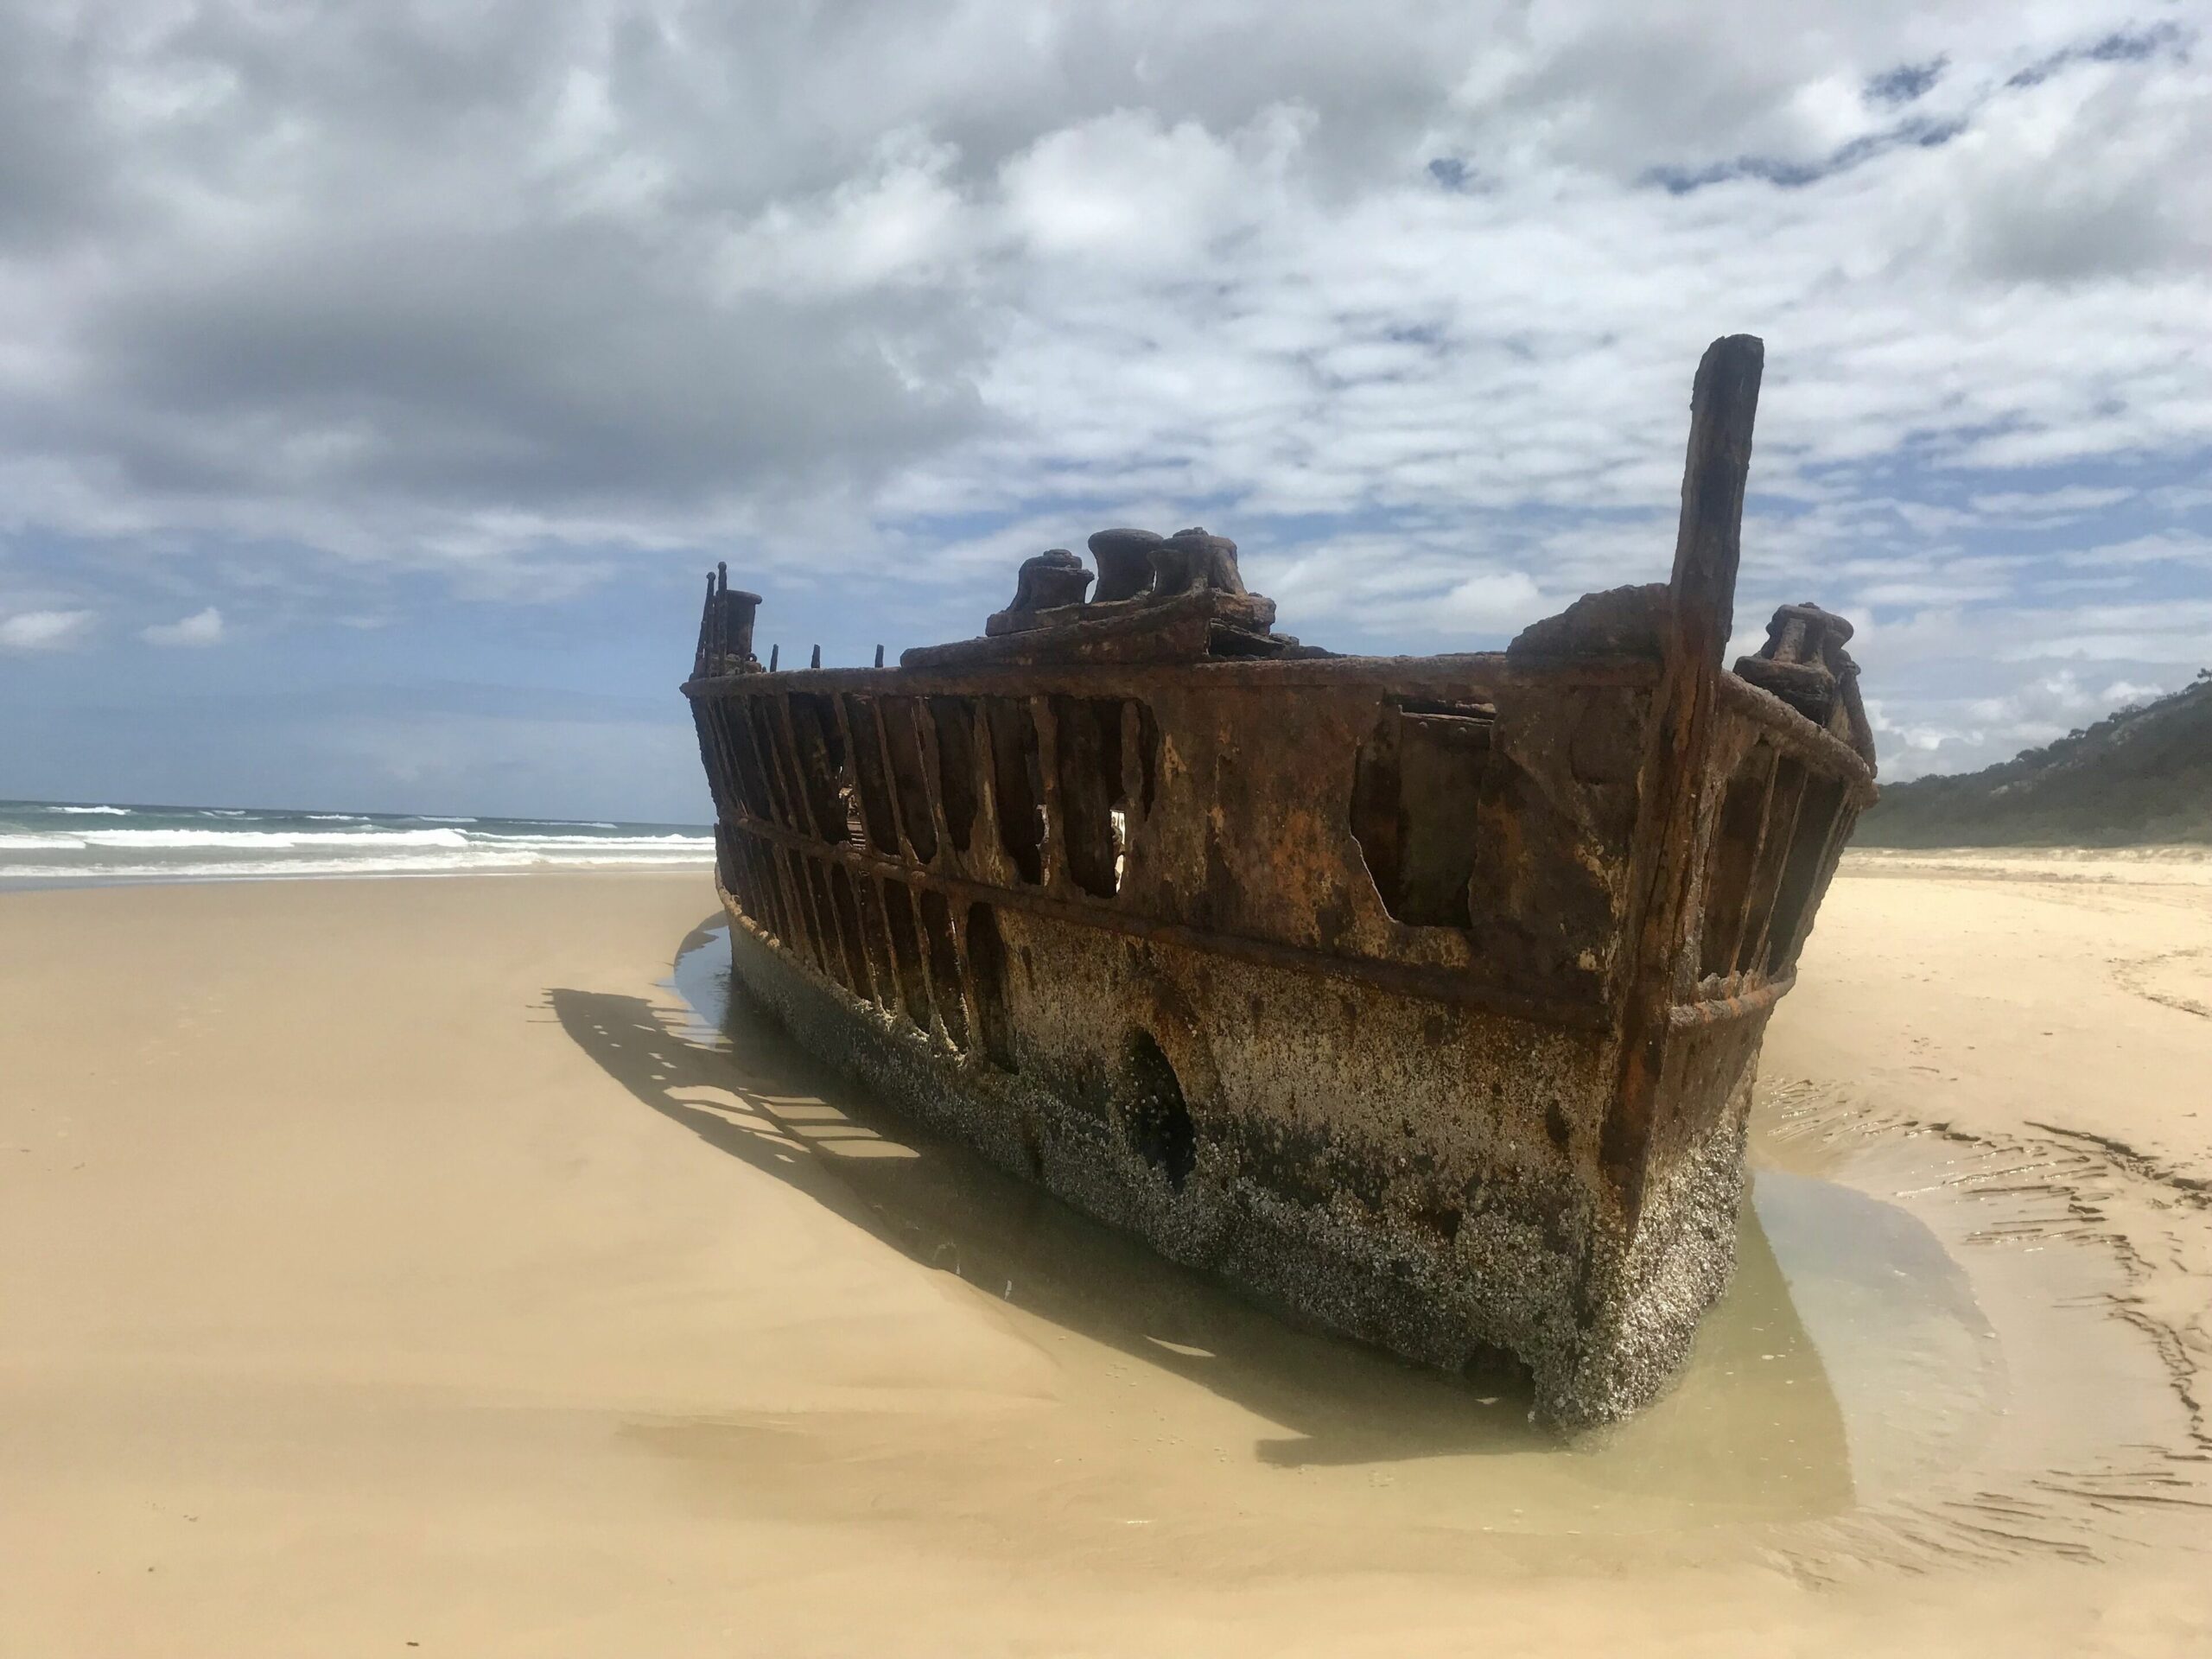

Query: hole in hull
<box><xmin>1765</xmin><ymin>773</ymin><xmax>1847</xmax><ymax>973</ymax></box>
<box><xmin>918</xmin><ymin>888</ymin><xmax>969</xmax><ymax>1050</ymax></box>
<box><xmin>1700</xmin><ymin>743</ymin><xmax>1777</xmax><ymax>978</ymax></box>
<box><xmin>747</xmin><ymin>700</ymin><xmax>798</xmax><ymax>829</ymax></box>
<box><xmin>1131</xmin><ymin>701</ymin><xmax>1161</xmax><ymax>816</ymax></box>
<box><xmin>827</xmin><ymin>865</ymin><xmax>874</xmax><ymax>1001</ymax></box>
<box><xmin>879</xmin><ymin>880</ymin><xmax>932</xmax><ymax>1030</ymax></box>
<box><xmin>880</xmin><ymin>697</ymin><xmax>940</xmax><ymax>864</ymax></box>
<box><xmin>1736</xmin><ymin>757</ymin><xmax>1808</xmax><ymax>972</ymax></box>
<box><xmin>841</xmin><ymin>696</ymin><xmax>902</xmax><ymax>854</ymax></box>
<box><xmin>722</xmin><ymin>700</ymin><xmax>775</xmax><ymax>819</ymax></box>
<box><xmin>930</xmin><ymin>696</ymin><xmax>981</xmax><ymax>855</ymax></box>
<box><xmin>1052</xmin><ymin>696</ymin><xmax>1127</xmax><ymax>898</ymax></box>
<box><xmin>985</xmin><ymin>697</ymin><xmax>1046</xmax><ymax>885</ymax></box>
<box><xmin>786</xmin><ymin>693</ymin><xmax>852</xmax><ymax>845</ymax></box>
<box><xmin>1125</xmin><ymin>1030</ymin><xmax>1196</xmax><ymax>1190</ymax></box>
<box><xmin>804</xmin><ymin>861</ymin><xmax>850</xmax><ymax>990</ymax></box>
<box><xmin>1350</xmin><ymin>698</ymin><xmax>1494</xmax><ymax>927</ymax></box>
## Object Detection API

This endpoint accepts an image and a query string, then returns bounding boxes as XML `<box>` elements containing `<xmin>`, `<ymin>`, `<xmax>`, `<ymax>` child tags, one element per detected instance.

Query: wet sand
<box><xmin>3</xmin><ymin>861</ymin><xmax>2208</xmax><ymax>1656</ymax></box>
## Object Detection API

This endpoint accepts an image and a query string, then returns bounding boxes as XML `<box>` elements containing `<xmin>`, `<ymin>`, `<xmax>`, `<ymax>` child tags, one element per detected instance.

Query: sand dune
<box><xmin>3</xmin><ymin>861</ymin><xmax>2207</xmax><ymax>1656</ymax></box>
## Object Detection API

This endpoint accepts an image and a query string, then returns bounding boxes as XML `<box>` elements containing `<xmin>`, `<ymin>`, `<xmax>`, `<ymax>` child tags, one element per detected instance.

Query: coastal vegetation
<box><xmin>1859</xmin><ymin>671</ymin><xmax>2212</xmax><ymax>847</ymax></box>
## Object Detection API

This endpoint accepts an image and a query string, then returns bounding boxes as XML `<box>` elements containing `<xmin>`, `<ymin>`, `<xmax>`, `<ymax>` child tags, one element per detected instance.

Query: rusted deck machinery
<box><xmin>683</xmin><ymin>336</ymin><xmax>1877</xmax><ymax>1427</ymax></box>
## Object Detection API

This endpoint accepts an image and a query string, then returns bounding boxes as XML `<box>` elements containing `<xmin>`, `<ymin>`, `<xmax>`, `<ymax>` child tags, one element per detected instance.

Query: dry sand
<box><xmin>2</xmin><ymin>861</ymin><xmax>2207</xmax><ymax>1656</ymax></box>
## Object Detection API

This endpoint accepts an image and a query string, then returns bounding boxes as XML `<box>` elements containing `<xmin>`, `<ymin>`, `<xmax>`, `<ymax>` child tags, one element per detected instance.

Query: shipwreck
<box><xmin>682</xmin><ymin>335</ymin><xmax>1877</xmax><ymax>1427</ymax></box>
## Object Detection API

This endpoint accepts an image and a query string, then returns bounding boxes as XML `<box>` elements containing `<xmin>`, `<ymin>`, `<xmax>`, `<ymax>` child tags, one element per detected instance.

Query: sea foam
<box><xmin>0</xmin><ymin>799</ymin><xmax>714</xmax><ymax>884</ymax></box>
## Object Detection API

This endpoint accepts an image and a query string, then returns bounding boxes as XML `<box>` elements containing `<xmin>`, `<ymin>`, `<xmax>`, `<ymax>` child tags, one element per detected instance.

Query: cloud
<box><xmin>1866</xmin><ymin>57</ymin><xmax>1948</xmax><ymax>108</ymax></box>
<box><xmin>1644</xmin><ymin>112</ymin><xmax>1967</xmax><ymax>194</ymax></box>
<box><xmin>141</xmin><ymin>605</ymin><xmax>225</xmax><ymax>646</ymax></box>
<box><xmin>0</xmin><ymin>608</ymin><xmax>94</xmax><ymax>651</ymax></box>
<box><xmin>1967</xmin><ymin>485</ymin><xmax>2134</xmax><ymax>518</ymax></box>
<box><xmin>0</xmin><ymin>0</ymin><xmax>2207</xmax><ymax>806</ymax></box>
<box><xmin>2060</xmin><ymin>532</ymin><xmax>2212</xmax><ymax>569</ymax></box>
<box><xmin>1866</xmin><ymin>667</ymin><xmax>2166</xmax><ymax>781</ymax></box>
<box><xmin>4</xmin><ymin>3</ymin><xmax>2204</xmax><ymax>556</ymax></box>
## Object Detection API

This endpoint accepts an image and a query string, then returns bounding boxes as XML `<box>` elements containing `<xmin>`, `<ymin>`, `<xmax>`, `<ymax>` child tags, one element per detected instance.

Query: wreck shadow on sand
<box><xmin>549</xmin><ymin>918</ymin><xmax>1850</xmax><ymax>1486</ymax></box>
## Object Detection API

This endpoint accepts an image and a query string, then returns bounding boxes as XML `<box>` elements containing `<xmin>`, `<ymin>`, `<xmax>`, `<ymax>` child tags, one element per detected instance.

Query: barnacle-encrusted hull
<box><xmin>682</xmin><ymin>336</ymin><xmax>1878</xmax><ymax>1426</ymax></box>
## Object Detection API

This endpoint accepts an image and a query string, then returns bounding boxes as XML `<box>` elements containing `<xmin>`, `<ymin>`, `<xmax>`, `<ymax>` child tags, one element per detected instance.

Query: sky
<box><xmin>1</xmin><ymin>1</ymin><xmax>2207</xmax><ymax>823</ymax></box>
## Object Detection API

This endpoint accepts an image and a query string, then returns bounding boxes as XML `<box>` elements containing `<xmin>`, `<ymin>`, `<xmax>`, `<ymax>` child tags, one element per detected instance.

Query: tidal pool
<box><xmin>615</xmin><ymin>922</ymin><xmax>2179</xmax><ymax>1568</ymax></box>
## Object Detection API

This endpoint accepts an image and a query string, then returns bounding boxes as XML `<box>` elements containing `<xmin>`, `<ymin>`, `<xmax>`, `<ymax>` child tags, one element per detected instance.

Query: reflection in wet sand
<box><xmin>547</xmin><ymin>919</ymin><xmax>2121</xmax><ymax>1560</ymax></box>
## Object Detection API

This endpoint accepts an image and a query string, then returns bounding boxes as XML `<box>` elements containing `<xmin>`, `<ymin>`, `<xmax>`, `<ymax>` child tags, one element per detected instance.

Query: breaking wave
<box><xmin>0</xmin><ymin>799</ymin><xmax>714</xmax><ymax>886</ymax></box>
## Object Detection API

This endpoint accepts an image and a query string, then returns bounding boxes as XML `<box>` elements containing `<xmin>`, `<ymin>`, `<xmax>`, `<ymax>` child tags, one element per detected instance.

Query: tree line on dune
<box><xmin>1857</xmin><ymin>671</ymin><xmax>2212</xmax><ymax>848</ymax></box>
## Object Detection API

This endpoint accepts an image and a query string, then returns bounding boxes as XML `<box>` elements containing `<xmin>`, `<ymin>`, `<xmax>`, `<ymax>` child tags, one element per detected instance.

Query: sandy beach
<box><xmin>3</xmin><ymin>861</ymin><xmax>2208</xmax><ymax>1656</ymax></box>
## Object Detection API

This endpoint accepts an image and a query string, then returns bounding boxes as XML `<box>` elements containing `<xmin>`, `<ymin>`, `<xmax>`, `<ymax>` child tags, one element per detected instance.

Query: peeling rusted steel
<box><xmin>685</xmin><ymin>651</ymin><xmax>1663</xmax><ymax>699</ymax></box>
<box><xmin>680</xmin><ymin>335</ymin><xmax>1876</xmax><ymax>1428</ymax></box>
<box><xmin>725</xmin><ymin>809</ymin><xmax>1613</xmax><ymax>1029</ymax></box>
<box><xmin>1668</xmin><ymin>969</ymin><xmax>1797</xmax><ymax>1029</ymax></box>
<box><xmin>1736</xmin><ymin>601</ymin><xmax>1877</xmax><ymax>767</ymax></box>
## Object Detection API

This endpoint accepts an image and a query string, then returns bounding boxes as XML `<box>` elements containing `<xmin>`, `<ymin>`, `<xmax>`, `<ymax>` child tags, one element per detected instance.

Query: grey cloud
<box><xmin>1866</xmin><ymin>57</ymin><xmax>1948</xmax><ymax>107</ymax></box>
<box><xmin>5</xmin><ymin>0</ymin><xmax>2209</xmax><ymax>829</ymax></box>
<box><xmin>618</xmin><ymin>1</ymin><xmax>1489</xmax><ymax>197</ymax></box>
<box><xmin>1963</xmin><ymin>179</ymin><xmax>2182</xmax><ymax>283</ymax></box>
<box><xmin>1951</xmin><ymin>44</ymin><xmax>2204</xmax><ymax>285</ymax></box>
<box><xmin>0</xmin><ymin>0</ymin><xmax>1507</xmax><ymax>553</ymax></box>
<box><xmin>1643</xmin><ymin>114</ymin><xmax>1965</xmax><ymax>194</ymax></box>
<box><xmin>1642</xmin><ymin>17</ymin><xmax>2195</xmax><ymax>201</ymax></box>
<box><xmin>58</xmin><ymin>223</ymin><xmax>984</xmax><ymax>507</ymax></box>
<box><xmin>2006</xmin><ymin>21</ymin><xmax>2186</xmax><ymax>88</ymax></box>
<box><xmin>0</xmin><ymin>9</ymin><xmax>119</xmax><ymax>248</ymax></box>
<box><xmin>0</xmin><ymin>1</ymin><xmax>2206</xmax><ymax>753</ymax></box>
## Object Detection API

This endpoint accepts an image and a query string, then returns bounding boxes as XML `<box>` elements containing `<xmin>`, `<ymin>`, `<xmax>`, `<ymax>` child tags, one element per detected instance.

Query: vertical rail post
<box><xmin>694</xmin><ymin>573</ymin><xmax>715</xmax><ymax>680</ymax></box>
<box><xmin>1601</xmin><ymin>335</ymin><xmax>1764</xmax><ymax>1213</ymax></box>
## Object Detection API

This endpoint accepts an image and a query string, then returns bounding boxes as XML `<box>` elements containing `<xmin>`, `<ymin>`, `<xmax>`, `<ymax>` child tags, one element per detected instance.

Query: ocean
<box><xmin>0</xmin><ymin>798</ymin><xmax>715</xmax><ymax>886</ymax></box>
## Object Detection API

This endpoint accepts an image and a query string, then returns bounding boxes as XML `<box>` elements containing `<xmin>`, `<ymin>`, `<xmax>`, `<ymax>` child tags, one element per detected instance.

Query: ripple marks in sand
<box><xmin>1758</xmin><ymin>1079</ymin><xmax>2212</xmax><ymax>1581</ymax></box>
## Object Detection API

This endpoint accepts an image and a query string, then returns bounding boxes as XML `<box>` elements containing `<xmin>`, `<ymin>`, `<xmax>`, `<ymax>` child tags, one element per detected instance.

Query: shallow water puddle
<box><xmin>627</xmin><ymin>923</ymin><xmax>2188</xmax><ymax>1567</ymax></box>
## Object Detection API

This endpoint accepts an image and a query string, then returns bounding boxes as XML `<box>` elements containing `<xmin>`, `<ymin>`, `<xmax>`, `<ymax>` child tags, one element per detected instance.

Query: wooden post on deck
<box><xmin>1664</xmin><ymin>340</ymin><xmax>1760</xmax><ymax>683</ymax></box>
<box><xmin>1602</xmin><ymin>335</ymin><xmax>1764</xmax><ymax>1211</ymax></box>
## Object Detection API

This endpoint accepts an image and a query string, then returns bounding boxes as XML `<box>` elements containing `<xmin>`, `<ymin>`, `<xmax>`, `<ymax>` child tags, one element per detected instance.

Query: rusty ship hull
<box><xmin>681</xmin><ymin>337</ymin><xmax>1877</xmax><ymax>1427</ymax></box>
